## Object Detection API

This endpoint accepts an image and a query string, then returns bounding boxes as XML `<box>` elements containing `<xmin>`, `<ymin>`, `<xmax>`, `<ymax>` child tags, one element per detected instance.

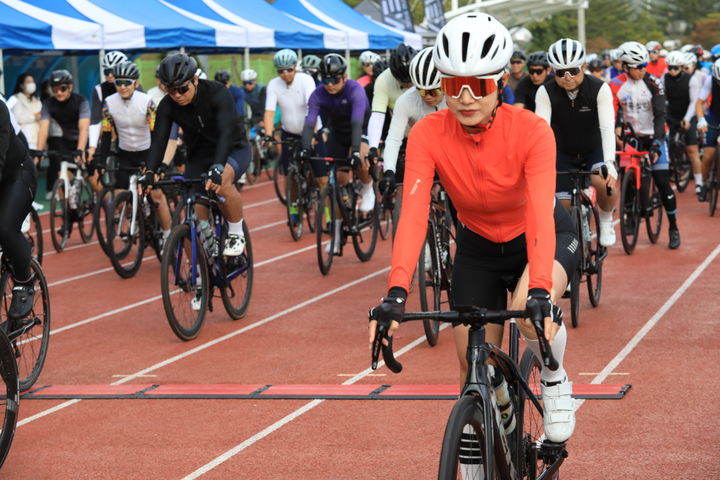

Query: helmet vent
<box><xmin>481</xmin><ymin>35</ymin><xmax>495</xmax><ymax>58</ymax></box>
<box><xmin>462</xmin><ymin>32</ymin><xmax>470</xmax><ymax>63</ymax></box>
<box><xmin>442</xmin><ymin>34</ymin><xmax>449</xmax><ymax>58</ymax></box>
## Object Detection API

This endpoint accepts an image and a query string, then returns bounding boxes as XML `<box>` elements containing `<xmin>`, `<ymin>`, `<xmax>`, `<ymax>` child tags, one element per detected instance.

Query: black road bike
<box><xmin>667</xmin><ymin>126</ymin><xmax>692</xmax><ymax>193</ymax></box>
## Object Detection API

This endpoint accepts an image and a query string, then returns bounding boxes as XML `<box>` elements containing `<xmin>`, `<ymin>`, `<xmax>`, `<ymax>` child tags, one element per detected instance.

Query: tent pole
<box><xmin>0</xmin><ymin>49</ymin><xmax>5</xmax><ymax>96</ymax></box>
<box><xmin>298</xmin><ymin>48</ymin><xmax>302</xmax><ymax>63</ymax></box>
<box><xmin>244</xmin><ymin>48</ymin><xmax>250</xmax><ymax>70</ymax></box>
<box><xmin>180</xmin><ymin>47</ymin><xmax>186</xmax><ymax>54</ymax></box>
<box><xmin>99</xmin><ymin>49</ymin><xmax>105</xmax><ymax>84</ymax></box>
<box><xmin>345</xmin><ymin>49</ymin><xmax>350</xmax><ymax>71</ymax></box>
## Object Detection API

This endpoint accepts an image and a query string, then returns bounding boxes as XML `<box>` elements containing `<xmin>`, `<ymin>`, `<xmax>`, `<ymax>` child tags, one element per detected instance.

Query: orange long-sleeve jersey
<box><xmin>388</xmin><ymin>105</ymin><xmax>557</xmax><ymax>294</ymax></box>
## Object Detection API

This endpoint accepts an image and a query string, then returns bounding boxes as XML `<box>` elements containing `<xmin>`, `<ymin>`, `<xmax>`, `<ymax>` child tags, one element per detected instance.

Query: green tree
<box><xmin>689</xmin><ymin>12</ymin><xmax>720</xmax><ymax>47</ymax></box>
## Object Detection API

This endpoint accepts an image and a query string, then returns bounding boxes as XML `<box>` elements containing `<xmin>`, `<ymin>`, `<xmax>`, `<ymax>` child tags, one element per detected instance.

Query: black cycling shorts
<box><xmin>555</xmin><ymin>146</ymin><xmax>605</xmax><ymax>201</ymax></box>
<box><xmin>311</xmin><ymin>130</ymin><xmax>353</xmax><ymax>177</ymax></box>
<box><xmin>116</xmin><ymin>149</ymin><xmax>149</xmax><ymax>190</ymax></box>
<box><xmin>450</xmin><ymin>201</ymin><xmax>577</xmax><ymax>317</ymax></box>
<box><xmin>185</xmin><ymin>146</ymin><xmax>251</xmax><ymax>184</ymax></box>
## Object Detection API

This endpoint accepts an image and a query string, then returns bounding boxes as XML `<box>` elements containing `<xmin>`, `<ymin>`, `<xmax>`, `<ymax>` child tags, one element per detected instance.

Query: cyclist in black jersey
<box><xmin>0</xmin><ymin>100</ymin><xmax>37</xmax><ymax>319</ymax></box>
<box><xmin>146</xmin><ymin>54</ymin><xmax>251</xmax><ymax>256</ymax></box>
<box><xmin>35</xmin><ymin>70</ymin><xmax>90</xmax><ymax>200</ymax></box>
<box><xmin>514</xmin><ymin>51</ymin><xmax>553</xmax><ymax>112</ymax></box>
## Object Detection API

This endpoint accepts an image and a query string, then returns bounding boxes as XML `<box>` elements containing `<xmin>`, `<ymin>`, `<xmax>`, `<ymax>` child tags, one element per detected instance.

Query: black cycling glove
<box><xmin>379</xmin><ymin>170</ymin><xmax>396</xmax><ymax>194</ymax></box>
<box><xmin>649</xmin><ymin>139</ymin><xmax>663</xmax><ymax>161</ymax></box>
<box><xmin>527</xmin><ymin>288</ymin><xmax>561</xmax><ymax>326</ymax></box>
<box><xmin>366</xmin><ymin>147</ymin><xmax>379</xmax><ymax>163</ymax></box>
<box><xmin>138</xmin><ymin>171</ymin><xmax>154</xmax><ymax>187</ymax></box>
<box><xmin>156</xmin><ymin>163</ymin><xmax>169</xmax><ymax>177</ymax></box>
<box><xmin>370</xmin><ymin>295</ymin><xmax>406</xmax><ymax>330</ymax></box>
<box><xmin>208</xmin><ymin>164</ymin><xmax>224</xmax><ymax>185</ymax></box>
<box><xmin>350</xmin><ymin>151</ymin><xmax>361</xmax><ymax>169</ymax></box>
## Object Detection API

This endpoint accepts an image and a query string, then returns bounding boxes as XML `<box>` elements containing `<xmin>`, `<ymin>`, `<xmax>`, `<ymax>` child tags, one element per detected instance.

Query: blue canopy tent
<box><xmin>273</xmin><ymin>0</ymin><xmax>422</xmax><ymax>50</ymax></box>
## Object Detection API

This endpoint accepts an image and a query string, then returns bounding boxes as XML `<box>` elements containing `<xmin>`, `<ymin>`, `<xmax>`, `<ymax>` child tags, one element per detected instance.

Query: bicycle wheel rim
<box><xmin>419</xmin><ymin>227</ymin><xmax>441</xmax><ymax>346</ymax></box>
<box><xmin>109</xmin><ymin>192</ymin><xmax>144</xmax><ymax>278</ymax></box>
<box><xmin>221</xmin><ymin>221</ymin><xmax>253</xmax><ymax>320</ymax></box>
<box><xmin>77</xmin><ymin>182</ymin><xmax>95</xmax><ymax>243</ymax></box>
<box><xmin>94</xmin><ymin>187</ymin><xmax>114</xmax><ymax>256</ymax></box>
<box><xmin>438</xmin><ymin>395</ymin><xmax>494</xmax><ymax>480</ymax></box>
<box><xmin>285</xmin><ymin>170</ymin><xmax>303</xmax><ymax>241</ymax></box>
<box><xmin>586</xmin><ymin>205</ymin><xmax>603</xmax><ymax>307</ymax></box>
<box><xmin>518</xmin><ymin>349</ymin><xmax>545</xmax><ymax>480</ymax></box>
<box><xmin>316</xmin><ymin>187</ymin><xmax>336</xmax><ymax>275</ymax></box>
<box><xmin>49</xmin><ymin>180</ymin><xmax>68</xmax><ymax>252</ymax></box>
<box><xmin>273</xmin><ymin>165</ymin><xmax>287</xmax><ymax>206</ymax></box>
<box><xmin>620</xmin><ymin>171</ymin><xmax>639</xmax><ymax>254</ymax></box>
<box><xmin>645</xmin><ymin>177</ymin><xmax>662</xmax><ymax>243</ymax></box>
<box><xmin>0</xmin><ymin>330</ymin><xmax>19</xmax><ymax>469</ymax></box>
<box><xmin>160</xmin><ymin>224</ymin><xmax>208</xmax><ymax>340</ymax></box>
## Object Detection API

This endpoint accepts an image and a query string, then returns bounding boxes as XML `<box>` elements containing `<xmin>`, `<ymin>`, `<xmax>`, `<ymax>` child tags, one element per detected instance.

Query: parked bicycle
<box><xmin>370</xmin><ymin>301</ymin><xmax>567</xmax><ymax>479</ymax></box>
<box><xmin>160</xmin><ymin>176</ymin><xmax>253</xmax><ymax>341</ymax></box>
<box><xmin>313</xmin><ymin>156</ymin><xmax>379</xmax><ymax>275</ymax></box>
<box><xmin>667</xmin><ymin>126</ymin><xmax>692</xmax><ymax>193</ymax></box>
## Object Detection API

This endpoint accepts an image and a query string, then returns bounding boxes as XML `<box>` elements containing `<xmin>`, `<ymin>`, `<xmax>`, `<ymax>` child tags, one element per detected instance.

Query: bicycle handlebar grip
<box><xmin>600</xmin><ymin>164</ymin><xmax>613</xmax><ymax>196</ymax></box>
<box><xmin>526</xmin><ymin>299</ymin><xmax>559</xmax><ymax>371</ymax></box>
<box><xmin>381</xmin><ymin>336</ymin><xmax>403</xmax><ymax>374</ymax></box>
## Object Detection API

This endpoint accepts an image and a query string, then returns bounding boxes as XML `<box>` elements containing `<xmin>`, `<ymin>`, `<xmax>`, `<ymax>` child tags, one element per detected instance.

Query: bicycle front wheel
<box><xmin>619</xmin><ymin>170</ymin><xmax>640</xmax><ymax>254</ymax></box>
<box><xmin>273</xmin><ymin>164</ymin><xmax>287</xmax><ymax>206</ymax></box>
<box><xmin>0</xmin><ymin>330</ymin><xmax>19</xmax><ymax>469</ymax></box>
<box><xmin>49</xmin><ymin>179</ymin><xmax>69</xmax><ymax>253</ymax></box>
<box><xmin>709</xmin><ymin>154</ymin><xmax>719</xmax><ymax>217</ymax></box>
<box><xmin>94</xmin><ymin>186</ymin><xmax>115</xmax><ymax>256</ymax></box>
<box><xmin>26</xmin><ymin>208</ymin><xmax>43</xmax><ymax>265</ymax></box>
<box><xmin>161</xmin><ymin>224</ymin><xmax>209</xmax><ymax>341</ymax></box>
<box><xmin>108</xmin><ymin>191</ymin><xmax>145</xmax><ymax>279</ymax></box>
<box><xmin>438</xmin><ymin>394</ymin><xmax>495</xmax><ymax>480</ymax></box>
<box><xmin>77</xmin><ymin>181</ymin><xmax>96</xmax><ymax>243</ymax></box>
<box><xmin>585</xmin><ymin>204</ymin><xmax>604</xmax><ymax>308</ymax></box>
<box><xmin>285</xmin><ymin>169</ymin><xmax>304</xmax><ymax>241</ymax></box>
<box><xmin>418</xmin><ymin>223</ymin><xmax>441</xmax><ymax>346</ymax></box>
<box><xmin>221</xmin><ymin>221</ymin><xmax>253</xmax><ymax>320</ymax></box>
<box><xmin>351</xmin><ymin>185</ymin><xmax>379</xmax><ymax>262</ymax></box>
<box><xmin>316</xmin><ymin>186</ymin><xmax>337</xmax><ymax>275</ymax></box>
<box><xmin>1</xmin><ymin>258</ymin><xmax>51</xmax><ymax>391</ymax></box>
<box><xmin>644</xmin><ymin>174</ymin><xmax>663</xmax><ymax>244</ymax></box>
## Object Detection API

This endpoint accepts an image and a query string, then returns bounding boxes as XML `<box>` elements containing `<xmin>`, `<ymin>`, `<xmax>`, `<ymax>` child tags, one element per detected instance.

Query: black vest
<box><xmin>100</xmin><ymin>81</ymin><xmax>116</xmax><ymax>101</ymax></box>
<box><xmin>663</xmin><ymin>72</ymin><xmax>690</xmax><ymax>121</ymax></box>
<box><xmin>544</xmin><ymin>75</ymin><xmax>604</xmax><ymax>155</ymax></box>
<box><xmin>711</xmin><ymin>79</ymin><xmax>720</xmax><ymax>119</ymax></box>
<box><xmin>46</xmin><ymin>93</ymin><xmax>85</xmax><ymax>141</ymax></box>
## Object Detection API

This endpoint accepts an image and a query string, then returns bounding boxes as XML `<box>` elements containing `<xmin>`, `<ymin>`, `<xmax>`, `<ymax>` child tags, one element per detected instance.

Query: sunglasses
<box><xmin>51</xmin><ymin>85</ymin><xmax>70</xmax><ymax>93</ymax></box>
<box><xmin>322</xmin><ymin>76</ymin><xmax>343</xmax><ymax>85</ymax></box>
<box><xmin>243</xmin><ymin>80</ymin><xmax>255</xmax><ymax>86</ymax></box>
<box><xmin>417</xmin><ymin>88</ymin><xmax>442</xmax><ymax>97</ymax></box>
<box><xmin>668</xmin><ymin>65</ymin><xmax>681</xmax><ymax>71</ymax></box>
<box><xmin>114</xmin><ymin>79</ymin><xmax>134</xmax><ymax>87</ymax></box>
<box><xmin>528</xmin><ymin>68</ymin><xmax>545</xmax><ymax>76</ymax></box>
<box><xmin>440</xmin><ymin>75</ymin><xmax>500</xmax><ymax>100</ymax></box>
<box><xmin>277</xmin><ymin>68</ymin><xmax>294</xmax><ymax>74</ymax></box>
<box><xmin>103</xmin><ymin>68</ymin><xmax>113</xmax><ymax>76</ymax></box>
<box><xmin>166</xmin><ymin>82</ymin><xmax>192</xmax><ymax>95</ymax></box>
<box><xmin>510</xmin><ymin>60</ymin><xmax>524</xmax><ymax>65</ymax></box>
<box><xmin>626</xmin><ymin>63</ymin><xmax>648</xmax><ymax>70</ymax></box>
<box><xmin>556</xmin><ymin>67</ymin><xmax>581</xmax><ymax>78</ymax></box>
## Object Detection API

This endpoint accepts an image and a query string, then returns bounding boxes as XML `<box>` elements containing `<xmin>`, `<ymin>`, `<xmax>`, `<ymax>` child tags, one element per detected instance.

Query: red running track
<box><xmin>4</xmin><ymin>176</ymin><xmax>720</xmax><ymax>478</ymax></box>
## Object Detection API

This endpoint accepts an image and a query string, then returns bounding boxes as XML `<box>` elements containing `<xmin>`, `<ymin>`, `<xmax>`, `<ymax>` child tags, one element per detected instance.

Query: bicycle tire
<box><xmin>285</xmin><ymin>168</ymin><xmax>304</xmax><ymax>241</ymax></box>
<box><xmin>351</xmin><ymin>183</ymin><xmax>379</xmax><ymax>262</ymax></box>
<box><xmin>94</xmin><ymin>187</ymin><xmax>115</xmax><ymax>256</ymax></box>
<box><xmin>586</xmin><ymin>204</ymin><xmax>603</xmax><ymax>308</ymax></box>
<box><xmin>306</xmin><ymin>186</ymin><xmax>319</xmax><ymax>234</ymax></box>
<box><xmin>1</xmin><ymin>258</ymin><xmax>51</xmax><ymax>391</ymax></box>
<box><xmin>675</xmin><ymin>151</ymin><xmax>691</xmax><ymax>193</ymax></box>
<box><xmin>273</xmin><ymin>165</ymin><xmax>287</xmax><ymax>206</ymax></box>
<box><xmin>221</xmin><ymin>221</ymin><xmax>254</xmax><ymax>320</ymax></box>
<box><xmin>438</xmin><ymin>394</ymin><xmax>495</xmax><ymax>480</ymax></box>
<box><xmin>644</xmin><ymin>175</ymin><xmax>663</xmax><ymax>244</ymax></box>
<box><xmin>570</xmin><ymin>207</ymin><xmax>583</xmax><ymax>328</ymax></box>
<box><xmin>378</xmin><ymin>201</ymin><xmax>392</xmax><ymax>240</ymax></box>
<box><xmin>418</xmin><ymin>224</ymin><xmax>441</xmax><ymax>346</ymax></box>
<box><xmin>619</xmin><ymin>170</ymin><xmax>640</xmax><ymax>255</ymax></box>
<box><xmin>108</xmin><ymin>191</ymin><xmax>145</xmax><ymax>279</ymax></box>
<box><xmin>0</xmin><ymin>329</ymin><xmax>19</xmax><ymax>469</ymax></box>
<box><xmin>161</xmin><ymin>224</ymin><xmax>209</xmax><ymax>341</ymax></box>
<box><xmin>709</xmin><ymin>154</ymin><xmax>719</xmax><ymax>217</ymax></box>
<box><xmin>77</xmin><ymin>181</ymin><xmax>96</xmax><ymax>243</ymax></box>
<box><xmin>27</xmin><ymin>208</ymin><xmax>43</xmax><ymax>265</ymax></box>
<box><xmin>49</xmin><ymin>179</ymin><xmax>69</xmax><ymax>253</ymax></box>
<box><xmin>246</xmin><ymin>143</ymin><xmax>261</xmax><ymax>185</ymax></box>
<box><xmin>316</xmin><ymin>186</ymin><xmax>337</xmax><ymax>275</ymax></box>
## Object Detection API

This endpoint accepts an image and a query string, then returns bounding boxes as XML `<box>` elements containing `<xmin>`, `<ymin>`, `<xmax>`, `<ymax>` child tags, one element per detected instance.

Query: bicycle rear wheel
<box><xmin>1</xmin><ymin>259</ymin><xmax>51</xmax><ymax>391</ymax></box>
<box><xmin>221</xmin><ymin>221</ymin><xmax>253</xmax><ymax>320</ymax></box>
<box><xmin>285</xmin><ymin>168</ymin><xmax>304</xmax><ymax>241</ymax></box>
<box><xmin>619</xmin><ymin>170</ymin><xmax>640</xmax><ymax>255</ymax></box>
<box><xmin>49</xmin><ymin>180</ymin><xmax>69</xmax><ymax>253</ymax></box>
<box><xmin>316</xmin><ymin>186</ymin><xmax>337</xmax><ymax>275</ymax></box>
<box><xmin>77</xmin><ymin>181</ymin><xmax>96</xmax><ymax>243</ymax></box>
<box><xmin>0</xmin><ymin>330</ymin><xmax>19</xmax><ymax>469</ymax></box>
<box><xmin>94</xmin><ymin>186</ymin><xmax>115</xmax><ymax>256</ymax></box>
<box><xmin>644</xmin><ymin>175</ymin><xmax>663</xmax><ymax>244</ymax></box>
<box><xmin>161</xmin><ymin>224</ymin><xmax>209</xmax><ymax>341</ymax></box>
<box><xmin>438</xmin><ymin>394</ymin><xmax>496</xmax><ymax>480</ymax></box>
<box><xmin>108</xmin><ymin>191</ymin><xmax>145</xmax><ymax>279</ymax></box>
<box><xmin>673</xmin><ymin>151</ymin><xmax>691</xmax><ymax>192</ymax></box>
<box><xmin>246</xmin><ymin>143</ymin><xmax>261</xmax><ymax>185</ymax></box>
<box><xmin>418</xmin><ymin>223</ymin><xmax>441</xmax><ymax>346</ymax></box>
<box><xmin>351</xmin><ymin>184</ymin><xmax>379</xmax><ymax>262</ymax></box>
<box><xmin>585</xmin><ymin>204</ymin><xmax>604</xmax><ymax>308</ymax></box>
<box><xmin>25</xmin><ymin>208</ymin><xmax>43</xmax><ymax>265</ymax></box>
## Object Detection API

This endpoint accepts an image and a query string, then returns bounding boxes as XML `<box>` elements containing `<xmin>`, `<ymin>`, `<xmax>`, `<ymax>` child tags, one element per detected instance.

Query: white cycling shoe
<box><xmin>599</xmin><ymin>219</ymin><xmax>616</xmax><ymax>247</ymax></box>
<box><xmin>223</xmin><ymin>234</ymin><xmax>246</xmax><ymax>257</ymax></box>
<box><xmin>359</xmin><ymin>184</ymin><xmax>375</xmax><ymax>213</ymax></box>
<box><xmin>540</xmin><ymin>378</ymin><xmax>576</xmax><ymax>443</ymax></box>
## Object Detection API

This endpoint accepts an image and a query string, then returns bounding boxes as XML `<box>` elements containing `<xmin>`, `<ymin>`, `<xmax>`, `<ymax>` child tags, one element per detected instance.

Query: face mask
<box><xmin>24</xmin><ymin>82</ymin><xmax>36</xmax><ymax>95</ymax></box>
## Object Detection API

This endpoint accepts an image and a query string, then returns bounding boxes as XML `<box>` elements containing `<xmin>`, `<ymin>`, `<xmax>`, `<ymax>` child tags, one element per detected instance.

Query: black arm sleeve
<box><xmin>0</xmin><ymin>101</ymin><xmax>11</xmax><ymax>183</ymax></box>
<box><xmin>147</xmin><ymin>99</ymin><xmax>173</xmax><ymax>172</ymax></box>
<box><xmin>90</xmin><ymin>86</ymin><xmax>103</xmax><ymax>125</ymax></box>
<box><xmin>351</xmin><ymin>120</ymin><xmax>363</xmax><ymax>153</ymax></box>
<box><xmin>96</xmin><ymin>130</ymin><xmax>112</xmax><ymax>168</ymax></box>
<box><xmin>212</xmin><ymin>87</ymin><xmax>238</xmax><ymax>166</ymax></box>
<box><xmin>647</xmin><ymin>76</ymin><xmax>667</xmax><ymax>140</ymax></box>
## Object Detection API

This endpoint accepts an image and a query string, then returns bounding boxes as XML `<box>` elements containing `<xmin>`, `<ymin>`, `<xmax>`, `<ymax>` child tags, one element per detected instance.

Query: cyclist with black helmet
<box><xmin>214</xmin><ymin>69</ymin><xmax>245</xmax><ymax>116</ymax></box>
<box><xmin>147</xmin><ymin>54</ymin><xmax>250</xmax><ymax>256</ymax></box>
<box><xmin>302</xmin><ymin>55</ymin><xmax>322</xmax><ymax>85</ymax></box>
<box><xmin>536</xmin><ymin>38</ymin><xmax>618</xmax><ymax>247</ymax></box>
<box><xmin>35</xmin><ymin>69</ymin><xmax>90</xmax><ymax>200</ymax></box>
<box><xmin>366</xmin><ymin>44</ymin><xmax>416</xmax><ymax>162</ymax></box>
<box><xmin>301</xmin><ymin>53</ymin><xmax>371</xmax><ymax>250</ymax></box>
<box><xmin>508</xmin><ymin>50</ymin><xmax>528</xmax><ymax>92</ymax></box>
<box><xmin>588</xmin><ymin>56</ymin><xmax>609</xmax><ymax>82</ymax></box>
<box><xmin>94</xmin><ymin>61</ymin><xmax>172</xmax><ymax>245</ymax></box>
<box><xmin>357</xmin><ymin>50</ymin><xmax>381</xmax><ymax>88</ymax></box>
<box><xmin>514</xmin><ymin>51</ymin><xmax>553</xmax><ymax>111</ymax></box>
<box><xmin>241</xmin><ymin>69</ymin><xmax>266</xmax><ymax>133</ymax></box>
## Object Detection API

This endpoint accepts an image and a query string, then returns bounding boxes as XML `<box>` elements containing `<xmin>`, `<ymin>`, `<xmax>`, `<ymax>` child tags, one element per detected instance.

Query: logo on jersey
<box><xmin>410</xmin><ymin>178</ymin><xmax>421</xmax><ymax>195</ymax></box>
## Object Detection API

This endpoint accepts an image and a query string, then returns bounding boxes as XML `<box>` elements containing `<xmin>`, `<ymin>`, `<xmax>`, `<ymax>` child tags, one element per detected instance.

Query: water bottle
<box><xmin>340</xmin><ymin>187</ymin><xmax>351</xmax><ymax>210</ymax></box>
<box><xmin>198</xmin><ymin>219</ymin><xmax>218</xmax><ymax>257</ymax></box>
<box><xmin>68</xmin><ymin>182</ymin><xmax>78</xmax><ymax>209</ymax></box>
<box><xmin>489</xmin><ymin>366</ymin><xmax>516</xmax><ymax>435</ymax></box>
<box><xmin>581</xmin><ymin>205</ymin><xmax>592</xmax><ymax>244</ymax></box>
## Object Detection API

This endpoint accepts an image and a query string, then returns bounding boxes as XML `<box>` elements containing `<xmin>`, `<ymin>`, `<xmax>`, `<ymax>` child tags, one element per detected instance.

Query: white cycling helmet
<box><xmin>547</xmin><ymin>38</ymin><xmax>585</xmax><ymax>69</ymax></box>
<box><xmin>102</xmin><ymin>50</ymin><xmax>127</xmax><ymax>70</ymax></box>
<box><xmin>684</xmin><ymin>52</ymin><xmax>697</xmax><ymax>65</ymax></box>
<box><xmin>359</xmin><ymin>50</ymin><xmax>380</xmax><ymax>65</ymax></box>
<box><xmin>409</xmin><ymin>47</ymin><xmax>441</xmax><ymax>90</ymax></box>
<box><xmin>618</xmin><ymin>41</ymin><xmax>649</xmax><ymax>65</ymax></box>
<box><xmin>240</xmin><ymin>69</ymin><xmax>258</xmax><ymax>82</ymax></box>
<box><xmin>666</xmin><ymin>51</ymin><xmax>688</xmax><ymax>67</ymax></box>
<box><xmin>274</xmin><ymin>49</ymin><xmax>298</xmax><ymax>69</ymax></box>
<box><xmin>712</xmin><ymin>59</ymin><xmax>720</xmax><ymax>81</ymax></box>
<box><xmin>645</xmin><ymin>40</ymin><xmax>661</xmax><ymax>52</ymax></box>
<box><xmin>432</xmin><ymin>12</ymin><xmax>513</xmax><ymax>77</ymax></box>
<box><xmin>609</xmin><ymin>48</ymin><xmax>622</xmax><ymax>61</ymax></box>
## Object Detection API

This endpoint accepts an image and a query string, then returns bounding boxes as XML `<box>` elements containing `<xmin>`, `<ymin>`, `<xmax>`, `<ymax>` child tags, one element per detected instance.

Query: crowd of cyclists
<box><xmin>1</xmin><ymin>10</ymin><xmax>720</xmax><ymax>474</ymax></box>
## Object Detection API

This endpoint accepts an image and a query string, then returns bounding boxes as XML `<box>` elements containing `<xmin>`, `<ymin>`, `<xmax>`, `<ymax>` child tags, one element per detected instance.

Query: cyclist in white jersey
<box><xmin>94</xmin><ymin>61</ymin><xmax>172</xmax><ymax>244</ymax></box>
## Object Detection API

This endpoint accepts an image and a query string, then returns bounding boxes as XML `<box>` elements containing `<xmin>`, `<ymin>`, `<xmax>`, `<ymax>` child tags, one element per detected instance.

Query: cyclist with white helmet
<box><xmin>646</xmin><ymin>41</ymin><xmax>667</xmax><ymax>78</ymax></box>
<box><xmin>89</xmin><ymin>51</ymin><xmax>127</xmax><ymax>155</ymax></box>
<box><xmin>536</xmin><ymin>38</ymin><xmax>618</xmax><ymax>247</ymax></box>
<box><xmin>302</xmin><ymin>55</ymin><xmax>322</xmax><ymax>85</ymax></box>
<box><xmin>695</xmin><ymin>59</ymin><xmax>720</xmax><ymax>196</ymax></box>
<box><xmin>380</xmin><ymin>47</ymin><xmax>446</xmax><ymax>198</ymax></box>
<box><xmin>214</xmin><ymin>69</ymin><xmax>245</xmax><ymax>116</ymax></box>
<box><xmin>369</xmin><ymin>13</ymin><xmax>577</xmax><ymax>451</ymax></box>
<box><xmin>366</xmin><ymin>44</ymin><xmax>417</xmax><ymax>158</ymax></box>
<box><xmin>663</xmin><ymin>51</ymin><xmax>703</xmax><ymax>200</ymax></box>
<box><xmin>608</xmin><ymin>48</ymin><xmax>624</xmax><ymax>79</ymax></box>
<box><xmin>513</xmin><ymin>51</ymin><xmax>552</xmax><ymax>111</ymax></box>
<box><xmin>357</xmin><ymin>50</ymin><xmax>381</xmax><ymax>87</ymax></box>
<box><xmin>610</xmin><ymin>41</ymin><xmax>680</xmax><ymax>249</ymax></box>
<box><xmin>263</xmin><ymin>49</ymin><xmax>318</xmax><ymax>181</ymax></box>
<box><xmin>241</xmin><ymin>69</ymin><xmax>266</xmax><ymax>132</ymax></box>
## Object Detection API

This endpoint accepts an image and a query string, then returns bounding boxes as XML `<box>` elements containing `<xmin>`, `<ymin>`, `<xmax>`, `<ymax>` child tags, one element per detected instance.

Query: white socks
<box><xmin>524</xmin><ymin>322</ymin><xmax>567</xmax><ymax>384</ymax></box>
<box><xmin>599</xmin><ymin>209</ymin><xmax>613</xmax><ymax>223</ymax></box>
<box><xmin>695</xmin><ymin>173</ymin><xmax>703</xmax><ymax>186</ymax></box>
<box><xmin>228</xmin><ymin>219</ymin><xmax>244</xmax><ymax>237</ymax></box>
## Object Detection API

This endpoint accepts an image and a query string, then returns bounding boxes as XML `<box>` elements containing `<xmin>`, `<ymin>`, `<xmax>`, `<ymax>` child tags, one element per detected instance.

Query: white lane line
<box><xmin>47</xmin><ymin>255</ymin><xmax>155</xmax><ymax>288</ymax></box>
<box><xmin>245</xmin><ymin>198</ymin><xmax>278</xmax><ymax>209</ymax></box>
<box><xmin>182</xmin><ymin>323</ymin><xmax>450</xmax><ymax>479</ymax></box>
<box><xmin>19</xmin><ymin>267</ymin><xmax>391</xmax><ymax>427</ymax></box>
<box><xmin>575</xmin><ymin>243</ymin><xmax>720</xmax><ymax>411</ymax></box>
<box><xmin>43</xmin><ymin>241</ymin><xmax>100</xmax><ymax>257</ymax></box>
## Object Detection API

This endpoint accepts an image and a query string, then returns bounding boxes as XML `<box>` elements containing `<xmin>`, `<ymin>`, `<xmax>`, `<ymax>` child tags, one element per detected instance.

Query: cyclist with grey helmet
<box><xmin>241</xmin><ymin>69</ymin><xmax>266</xmax><ymax>133</ymax></box>
<box><xmin>302</xmin><ymin>55</ymin><xmax>322</xmax><ymax>85</ymax></box>
<box><xmin>514</xmin><ymin>51</ymin><xmax>553</xmax><ymax>111</ymax></box>
<box><xmin>508</xmin><ymin>50</ymin><xmax>528</xmax><ymax>92</ymax></box>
